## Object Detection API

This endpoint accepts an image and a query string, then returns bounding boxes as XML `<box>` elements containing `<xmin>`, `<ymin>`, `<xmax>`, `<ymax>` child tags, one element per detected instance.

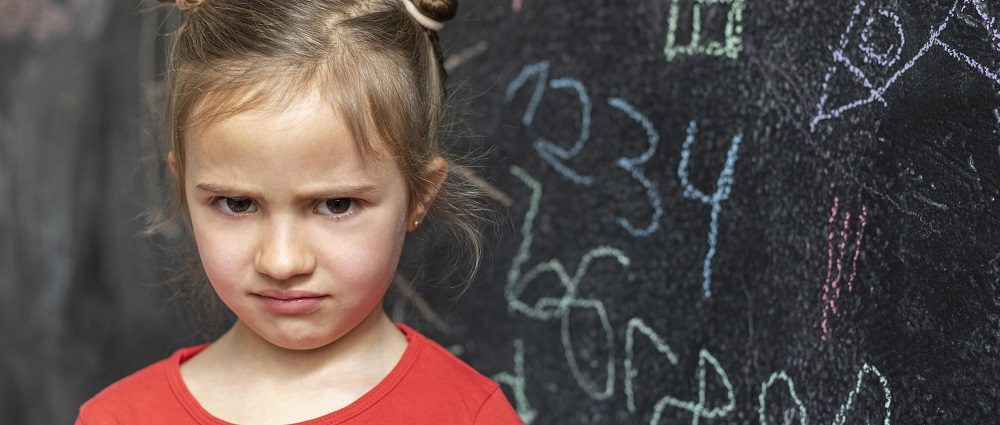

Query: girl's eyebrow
<box><xmin>194</xmin><ymin>182</ymin><xmax>378</xmax><ymax>199</ymax></box>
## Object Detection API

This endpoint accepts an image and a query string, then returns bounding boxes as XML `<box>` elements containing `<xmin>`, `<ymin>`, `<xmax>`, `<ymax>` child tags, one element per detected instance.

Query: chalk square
<box><xmin>664</xmin><ymin>0</ymin><xmax>744</xmax><ymax>61</ymax></box>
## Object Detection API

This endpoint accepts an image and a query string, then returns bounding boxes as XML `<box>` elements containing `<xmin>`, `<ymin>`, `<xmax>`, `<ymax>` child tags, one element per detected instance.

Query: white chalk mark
<box><xmin>758</xmin><ymin>371</ymin><xmax>808</xmax><ymax>425</ymax></box>
<box><xmin>649</xmin><ymin>349</ymin><xmax>736</xmax><ymax>425</ymax></box>
<box><xmin>624</xmin><ymin>318</ymin><xmax>680</xmax><ymax>413</ymax></box>
<box><xmin>444</xmin><ymin>41</ymin><xmax>489</xmax><ymax>71</ymax></box>
<box><xmin>812</xmin><ymin>0</ymin><xmax>1000</xmax><ymax>131</ymax></box>
<box><xmin>494</xmin><ymin>339</ymin><xmax>538</xmax><ymax>424</ymax></box>
<box><xmin>832</xmin><ymin>363</ymin><xmax>893</xmax><ymax>425</ymax></box>
<box><xmin>664</xmin><ymin>0</ymin><xmax>745</xmax><ymax>61</ymax></box>
<box><xmin>506</xmin><ymin>166</ymin><xmax>630</xmax><ymax>401</ymax></box>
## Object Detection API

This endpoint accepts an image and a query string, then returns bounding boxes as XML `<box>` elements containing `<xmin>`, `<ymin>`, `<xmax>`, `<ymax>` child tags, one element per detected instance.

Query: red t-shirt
<box><xmin>77</xmin><ymin>324</ymin><xmax>523</xmax><ymax>424</ymax></box>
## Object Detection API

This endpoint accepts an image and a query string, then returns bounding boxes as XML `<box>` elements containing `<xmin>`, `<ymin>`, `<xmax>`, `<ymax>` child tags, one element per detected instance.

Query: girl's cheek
<box><xmin>191</xmin><ymin>218</ymin><xmax>257</xmax><ymax>285</ymax></box>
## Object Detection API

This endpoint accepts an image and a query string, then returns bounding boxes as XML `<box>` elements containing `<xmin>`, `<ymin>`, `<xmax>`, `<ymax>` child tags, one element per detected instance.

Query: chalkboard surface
<box><xmin>2</xmin><ymin>0</ymin><xmax>999</xmax><ymax>424</ymax></box>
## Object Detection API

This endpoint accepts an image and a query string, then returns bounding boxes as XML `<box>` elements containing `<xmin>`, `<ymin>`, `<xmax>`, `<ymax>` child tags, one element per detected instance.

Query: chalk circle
<box><xmin>858</xmin><ymin>9</ymin><xmax>905</xmax><ymax>67</ymax></box>
<box><xmin>560</xmin><ymin>298</ymin><xmax>616</xmax><ymax>401</ymax></box>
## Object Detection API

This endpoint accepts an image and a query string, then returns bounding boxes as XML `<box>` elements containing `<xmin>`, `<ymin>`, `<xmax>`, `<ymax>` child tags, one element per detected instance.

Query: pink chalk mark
<box><xmin>821</xmin><ymin>197</ymin><xmax>840</xmax><ymax>341</ymax></box>
<box><xmin>512</xmin><ymin>0</ymin><xmax>522</xmax><ymax>12</ymax></box>
<box><xmin>821</xmin><ymin>197</ymin><xmax>869</xmax><ymax>342</ymax></box>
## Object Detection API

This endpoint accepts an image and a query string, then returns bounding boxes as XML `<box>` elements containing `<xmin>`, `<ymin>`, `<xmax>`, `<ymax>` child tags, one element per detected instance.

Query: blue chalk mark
<box><xmin>677</xmin><ymin>120</ymin><xmax>744</xmax><ymax>298</ymax></box>
<box><xmin>608</xmin><ymin>97</ymin><xmax>663</xmax><ymax>237</ymax></box>
<box><xmin>505</xmin><ymin>60</ymin><xmax>550</xmax><ymax>126</ymax></box>
<box><xmin>532</xmin><ymin>78</ymin><xmax>594</xmax><ymax>185</ymax></box>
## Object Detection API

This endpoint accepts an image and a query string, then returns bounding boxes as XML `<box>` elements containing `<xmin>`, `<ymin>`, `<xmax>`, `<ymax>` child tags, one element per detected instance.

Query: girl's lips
<box><xmin>252</xmin><ymin>290</ymin><xmax>328</xmax><ymax>314</ymax></box>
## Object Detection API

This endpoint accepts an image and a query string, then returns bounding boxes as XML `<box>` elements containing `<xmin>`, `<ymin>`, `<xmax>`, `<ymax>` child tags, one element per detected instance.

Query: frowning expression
<box><xmin>182</xmin><ymin>89</ymin><xmax>410</xmax><ymax>350</ymax></box>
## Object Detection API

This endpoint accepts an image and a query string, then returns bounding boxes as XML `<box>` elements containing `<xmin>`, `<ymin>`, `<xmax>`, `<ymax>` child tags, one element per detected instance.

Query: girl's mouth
<box><xmin>251</xmin><ymin>290</ymin><xmax>328</xmax><ymax>314</ymax></box>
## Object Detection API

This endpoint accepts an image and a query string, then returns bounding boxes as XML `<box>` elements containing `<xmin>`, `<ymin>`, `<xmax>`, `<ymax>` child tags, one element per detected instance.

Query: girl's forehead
<box><xmin>185</xmin><ymin>91</ymin><xmax>397</xmax><ymax>180</ymax></box>
<box><xmin>185</xmin><ymin>84</ymin><xmax>392</xmax><ymax>163</ymax></box>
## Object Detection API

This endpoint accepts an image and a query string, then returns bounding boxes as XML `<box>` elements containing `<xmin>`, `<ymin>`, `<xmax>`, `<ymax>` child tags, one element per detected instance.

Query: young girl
<box><xmin>77</xmin><ymin>0</ymin><xmax>522</xmax><ymax>423</ymax></box>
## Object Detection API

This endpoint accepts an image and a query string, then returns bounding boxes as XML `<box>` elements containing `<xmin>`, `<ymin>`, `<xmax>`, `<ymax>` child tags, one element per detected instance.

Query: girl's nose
<box><xmin>254</xmin><ymin>220</ymin><xmax>316</xmax><ymax>281</ymax></box>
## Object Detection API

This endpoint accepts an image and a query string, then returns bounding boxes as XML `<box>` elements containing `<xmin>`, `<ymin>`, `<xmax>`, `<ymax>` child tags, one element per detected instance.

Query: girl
<box><xmin>77</xmin><ymin>0</ymin><xmax>522</xmax><ymax>424</ymax></box>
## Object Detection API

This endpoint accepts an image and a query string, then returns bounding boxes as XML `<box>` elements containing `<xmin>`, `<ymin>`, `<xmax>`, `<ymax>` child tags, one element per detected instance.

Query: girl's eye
<box><xmin>215</xmin><ymin>197</ymin><xmax>257</xmax><ymax>215</ymax></box>
<box><xmin>316</xmin><ymin>198</ymin><xmax>358</xmax><ymax>218</ymax></box>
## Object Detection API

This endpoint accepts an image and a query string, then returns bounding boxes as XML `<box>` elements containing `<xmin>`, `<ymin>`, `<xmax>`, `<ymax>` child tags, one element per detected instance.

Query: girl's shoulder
<box><xmin>75</xmin><ymin>345</ymin><xmax>209</xmax><ymax>425</ymax></box>
<box><xmin>388</xmin><ymin>324</ymin><xmax>524</xmax><ymax>424</ymax></box>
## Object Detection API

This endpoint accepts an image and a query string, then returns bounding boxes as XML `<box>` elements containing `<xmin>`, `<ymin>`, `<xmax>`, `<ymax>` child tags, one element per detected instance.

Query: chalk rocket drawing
<box><xmin>820</xmin><ymin>196</ymin><xmax>869</xmax><ymax>341</ymax></box>
<box><xmin>665</xmin><ymin>0</ymin><xmax>745</xmax><ymax>61</ymax></box>
<box><xmin>812</xmin><ymin>0</ymin><xmax>1000</xmax><ymax>131</ymax></box>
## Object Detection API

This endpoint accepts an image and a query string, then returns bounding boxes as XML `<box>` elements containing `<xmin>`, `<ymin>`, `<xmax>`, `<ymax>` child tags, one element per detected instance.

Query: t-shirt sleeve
<box><xmin>474</xmin><ymin>387</ymin><xmax>525</xmax><ymax>425</ymax></box>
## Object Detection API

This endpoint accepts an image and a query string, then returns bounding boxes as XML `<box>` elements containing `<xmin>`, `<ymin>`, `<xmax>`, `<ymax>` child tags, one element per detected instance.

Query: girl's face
<box><xmin>182</xmin><ymin>89</ymin><xmax>412</xmax><ymax>350</ymax></box>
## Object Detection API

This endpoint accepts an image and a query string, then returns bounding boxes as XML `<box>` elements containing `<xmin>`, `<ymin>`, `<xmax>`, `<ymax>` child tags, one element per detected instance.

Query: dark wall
<box><xmin>2</xmin><ymin>0</ymin><xmax>998</xmax><ymax>424</ymax></box>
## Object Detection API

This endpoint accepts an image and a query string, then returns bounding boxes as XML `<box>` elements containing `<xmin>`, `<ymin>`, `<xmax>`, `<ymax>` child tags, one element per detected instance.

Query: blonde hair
<box><xmin>153</xmin><ymin>0</ymin><xmax>484</xmax><ymax>319</ymax></box>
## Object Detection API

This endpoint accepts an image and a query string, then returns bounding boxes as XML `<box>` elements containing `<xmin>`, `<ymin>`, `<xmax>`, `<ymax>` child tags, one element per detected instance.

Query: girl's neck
<box><xmin>211</xmin><ymin>305</ymin><xmax>407</xmax><ymax>387</ymax></box>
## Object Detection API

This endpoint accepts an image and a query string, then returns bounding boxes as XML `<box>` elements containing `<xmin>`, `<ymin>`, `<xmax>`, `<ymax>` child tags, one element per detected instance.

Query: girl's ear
<box><xmin>409</xmin><ymin>156</ymin><xmax>448</xmax><ymax>231</ymax></box>
<box><xmin>167</xmin><ymin>151</ymin><xmax>179</xmax><ymax>177</ymax></box>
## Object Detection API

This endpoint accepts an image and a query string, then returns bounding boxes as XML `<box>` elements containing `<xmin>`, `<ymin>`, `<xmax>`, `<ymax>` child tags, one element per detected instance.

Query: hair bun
<box><xmin>411</xmin><ymin>0</ymin><xmax>458</xmax><ymax>23</ymax></box>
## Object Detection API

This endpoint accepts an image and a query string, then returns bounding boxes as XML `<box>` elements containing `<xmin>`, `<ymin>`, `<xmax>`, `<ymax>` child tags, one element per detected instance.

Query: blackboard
<box><xmin>2</xmin><ymin>0</ymin><xmax>999</xmax><ymax>424</ymax></box>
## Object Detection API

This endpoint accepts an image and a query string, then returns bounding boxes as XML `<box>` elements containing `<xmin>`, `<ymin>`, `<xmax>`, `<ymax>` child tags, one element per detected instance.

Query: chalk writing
<box><xmin>609</xmin><ymin>97</ymin><xmax>664</xmax><ymax>237</ymax></box>
<box><xmin>820</xmin><ymin>196</ymin><xmax>869</xmax><ymax>341</ymax></box>
<box><xmin>622</xmin><ymin>317</ymin><xmax>737</xmax><ymax>425</ymax></box>
<box><xmin>758</xmin><ymin>371</ymin><xmax>808</xmax><ymax>425</ymax></box>
<box><xmin>652</xmin><ymin>349</ymin><xmax>736</xmax><ymax>425</ymax></box>
<box><xmin>0</xmin><ymin>0</ymin><xmax>112</xmax><ymax>43</ymax></box>
<box><xmin>494</xmin><ymin>339</ymin><xmax>538</xmax><ymax>424</ymax></box>
<box><xmin>505</xmin><ymin>62</ymin><xmax>595</xmax><ymax>185</ymax></box>
<box><xmin>677</xmin><ymin>120</ymin><xmax>745</xmax><ymax>298</ymax></box>
<box><xmin>506</xmin><ymin>166</ymin><xmax>630</xmax><ymax>400</ymax></box>
<box><xmin>812</xmin><ymin>0</ymin><xmax>1000</xmax><ymax>130</ymax></box>
<box><xmin>833</xmin><ymin>363</ymin><xmax>893</xmax><ymax>425</ymax></box>
<box><xmin>665</xmin><ymin>0</ymin><xmax>745</xmax><ymax>61</ymax></box>
<box><xmin>757</xmin><ymin>364</ymin><xmax>892</xmax><ymax>424</ymax></box>
<box><xmin>624</xmin><ymin>318</ymin><xmax>679</xmax><ymax>414</ymax></box>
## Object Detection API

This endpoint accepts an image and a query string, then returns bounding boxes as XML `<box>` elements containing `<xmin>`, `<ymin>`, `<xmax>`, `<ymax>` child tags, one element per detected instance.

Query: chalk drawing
<box><xmin>512</xmin><ymin>0</ymin><xmax>523</xmax><ymax>13</ymax></box>
<box><xmin>757</xmin><ymin>364</ymin><xmax>892</xmax><ymax>424</ymax></box>
<box><xmin>506</xmin><ymin>166</ymin><xmax>630</xmax><ymax>400</ymax></box>
<box><xmin>664</xmin><ymin>0</ymin><xmax>745</xmax><ymax>61</ymax></box>
<box><xmin>812</xmin><ymin>0</ymin><xmax>1000</xmax><ymax>131</ymax></box>
<box><xmin>0</xmin><ymin>0</ymin><xmax>112</xmax><ymax>43</ymax></box>
<box><xmin>649</xmin><ymin>349</ymin><xmax>736</xmax><ymax>425</ymax></box>
<box><xmin>608</xmin><ymin>97</ymin><xmax>664</xmax><ymax>237</ymax></box>
<box><xmin>820</xmin><ymin>196</ymin><xmax>869</xmax><ymax>341</ymax></box>
<box><xmin>622</xmin><ymin>317</ymin><xmax>734</xmax><ymax>425</ymax></box>
<box><xmin>494</xmin><ymin>339</ymin><xmax>538</xmax><ymax>424</ymax></box>
<box><xmin>758</xmin><ymin>371</ymin><xmax>808</xmax><ymax>425</ymax></box>
<box><xmin>832</xmin><ymin>363</ymin><xmax>893</xmax><ymax>425</ymax></box>
<box><xmin>505</xmin><ymin>62</ymin><xmax>595</xmax><ymax>185</ymax></box>
<box><xmin>677</xmin><ymin>120</ymin><xmax>745</xmax><ymax>298</ymax></box>
<box><xmin>624</xmin><ymin>318</ymin><xmax>680</xmax><ymax>413</ymax></box>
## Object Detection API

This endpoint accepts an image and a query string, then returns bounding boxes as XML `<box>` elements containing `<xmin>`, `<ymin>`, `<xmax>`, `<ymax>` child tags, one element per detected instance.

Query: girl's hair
<box><xmin>152</xmin><ymin>0</ymin><xmax>484</xmax><ymax>324</ymax></box>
